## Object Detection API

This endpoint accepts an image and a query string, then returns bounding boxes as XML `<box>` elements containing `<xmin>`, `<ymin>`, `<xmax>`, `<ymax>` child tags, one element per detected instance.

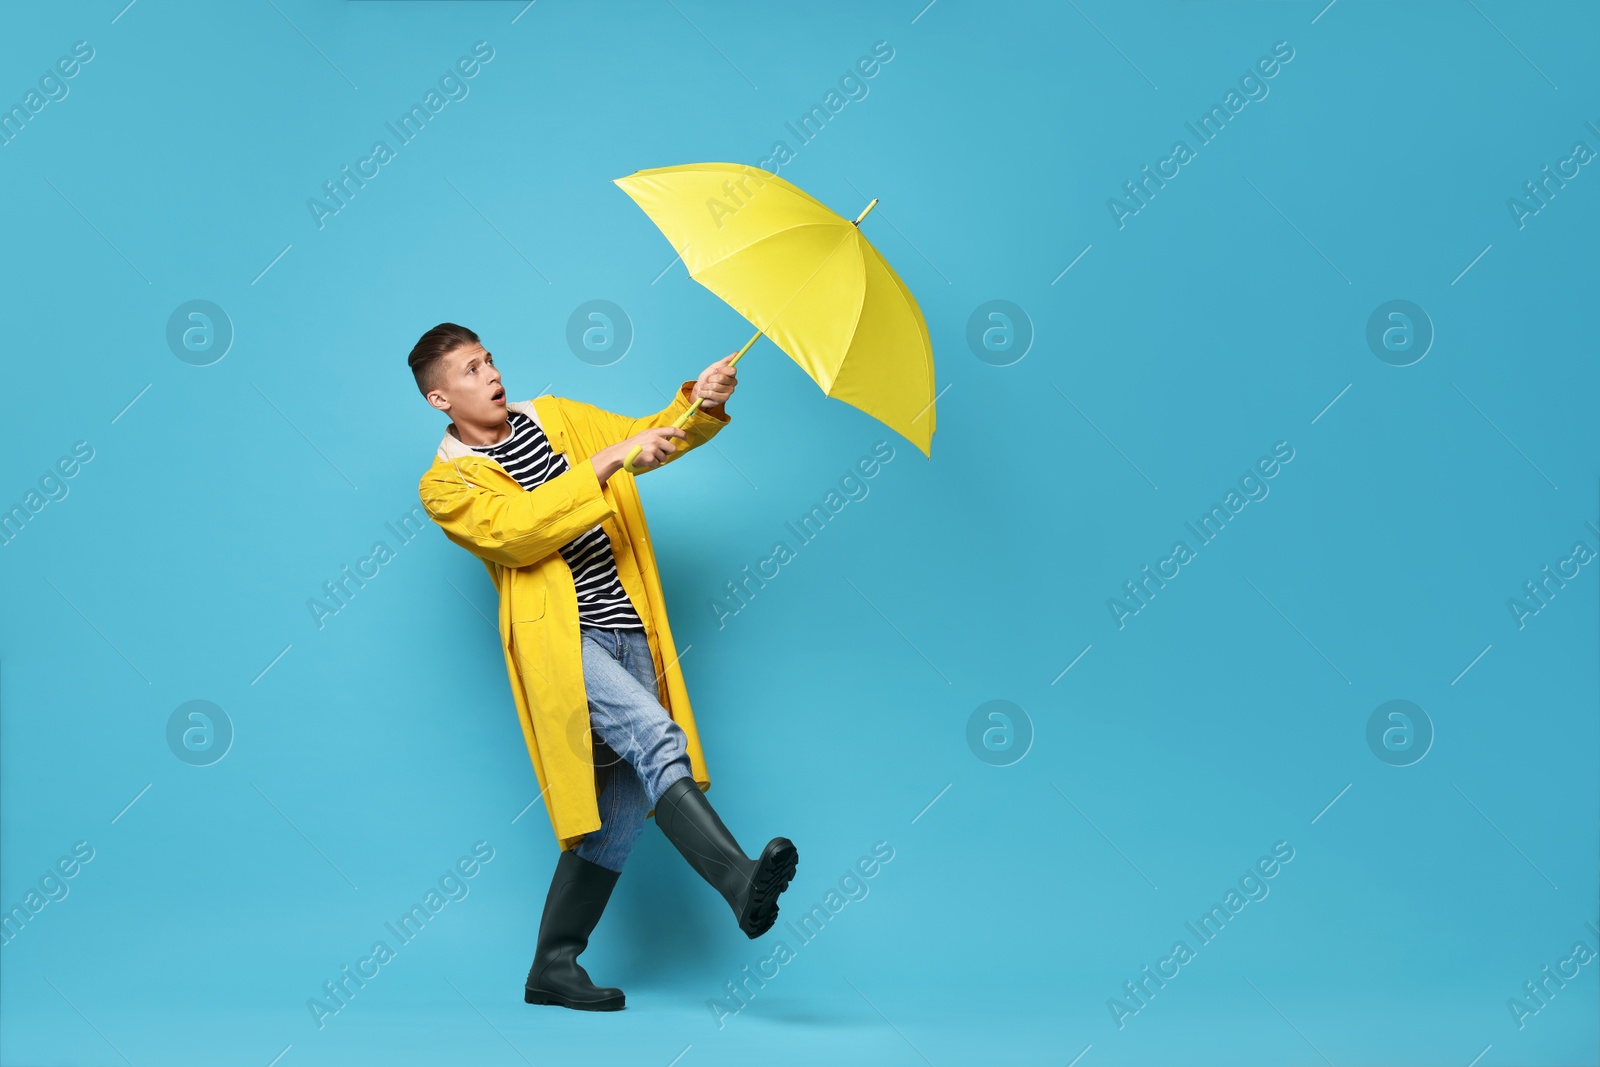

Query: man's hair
<box><xmin>408</xmin><ymin>322</ymin><xmax>480</xmax><ymax>398</ymax></box>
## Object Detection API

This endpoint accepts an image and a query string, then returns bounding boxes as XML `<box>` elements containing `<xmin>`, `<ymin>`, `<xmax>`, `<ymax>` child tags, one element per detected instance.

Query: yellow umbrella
<box><xmin>612</xmin><ymin>163</ymin><xmax>936</xmax><ymax>473</ymax></box>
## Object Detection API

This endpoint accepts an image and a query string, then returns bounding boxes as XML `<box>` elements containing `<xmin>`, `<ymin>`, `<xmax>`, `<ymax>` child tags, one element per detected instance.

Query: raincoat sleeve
<box><xmin>557</xmin><ymin>380</ymin><xmax>730</xmax><ymax>473</ymax></box>
<box><xmin>418</xmin><ymin>458</ymin><xmax>615</xmax><ymax>569</ymax></box>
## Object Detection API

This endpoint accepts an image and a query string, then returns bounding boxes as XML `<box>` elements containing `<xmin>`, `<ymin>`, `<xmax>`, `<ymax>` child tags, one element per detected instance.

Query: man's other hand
<box><xmin>591</xmin><ymin>426</ymin><xmax>688</xmax><ymax>484</ymax></box>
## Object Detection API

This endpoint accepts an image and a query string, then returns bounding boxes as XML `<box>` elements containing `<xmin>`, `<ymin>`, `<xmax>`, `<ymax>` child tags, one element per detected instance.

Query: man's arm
<box><xmin>559</xmin><ymin>379</ymin><xmax>731</xmax><ymax>474</ymax></box>
<box><xmin>419</xmin><ymin>459</ymin><xmax>616</xmax><ymax>570</ymax></box>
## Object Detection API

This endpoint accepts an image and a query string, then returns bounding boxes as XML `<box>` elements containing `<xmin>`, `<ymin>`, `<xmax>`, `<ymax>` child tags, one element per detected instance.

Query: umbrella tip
<box><xmin>852</xmin><ymin>199</ymin><xmax>879</xmax><ymax>226</ymax></box>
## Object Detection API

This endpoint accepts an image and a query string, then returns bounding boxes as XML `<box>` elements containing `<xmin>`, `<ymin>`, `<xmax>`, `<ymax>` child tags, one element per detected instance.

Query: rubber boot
<box><xmin>523</xmin><ymin>850</ymin><xmax>625</xmax><ymax>1011</ymax></box>
<box><xmin>654</xmin><ymin>776</ymin><xmax>798</xmax><ymax>939</ymax></box>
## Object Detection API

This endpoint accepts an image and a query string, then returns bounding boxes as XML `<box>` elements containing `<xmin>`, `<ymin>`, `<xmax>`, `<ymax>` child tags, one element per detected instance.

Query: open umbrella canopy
<box><xmin>614</xmin><ymin>162</ymin><xmax>936</xmax><ymax>457</ymax></box>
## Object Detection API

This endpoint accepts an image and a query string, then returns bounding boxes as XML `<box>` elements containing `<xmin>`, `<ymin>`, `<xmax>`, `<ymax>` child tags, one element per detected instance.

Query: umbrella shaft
<box><xmin>730</xmin><ymin>328</ymin><xmax>761</xmax><ymax>366</ymax></box>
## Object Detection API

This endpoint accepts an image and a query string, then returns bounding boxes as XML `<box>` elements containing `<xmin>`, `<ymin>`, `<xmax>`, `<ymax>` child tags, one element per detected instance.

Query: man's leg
<box><xmin>578</xmin><ymin>626</ymin><xmax>694</xmax><ymax>813</ymax></box>
<box><xmin>525</xmin><ymin>627</ymin><xmax>668</xmax><ymax>1011</ymax></box>
<box><xmin>523</xmin><ymin>842</ymin><xmax>626</xmax><ymax>1010</ymax></box>
<box><xmin>601</xmin><ymin>629</ymin><xmax>800</xmax><ymax>940</ymax></box>
<box><xmin>573</xmin><ymin>742</ymin><xmax>648</xmax><ymax>873</ymax></box>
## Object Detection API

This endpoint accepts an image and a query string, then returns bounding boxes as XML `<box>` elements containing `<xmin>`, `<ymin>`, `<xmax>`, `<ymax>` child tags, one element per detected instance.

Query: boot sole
<box><xmin>524</xmin><ymin>986</ymin><xmax>625</xmax><ymax>1011</ymax></box>
<box><xmin>738</xmin><ymin>838</ymin><xmax>798</xmax><ymax>939</ymax></box>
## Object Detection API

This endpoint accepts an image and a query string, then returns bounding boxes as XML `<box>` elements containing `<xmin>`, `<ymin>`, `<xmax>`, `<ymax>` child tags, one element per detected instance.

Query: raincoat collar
<box><xmin>434</xmin><ymin>397</ymin><xmax>557</xmax><ymax>463</ymax></box>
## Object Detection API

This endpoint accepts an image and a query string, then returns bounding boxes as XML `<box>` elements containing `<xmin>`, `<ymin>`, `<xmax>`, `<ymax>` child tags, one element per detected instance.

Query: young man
<box><xmin>410</xmin><ymin>322</ymin><xmax>798</xmax><ymax>1012</ymax></box>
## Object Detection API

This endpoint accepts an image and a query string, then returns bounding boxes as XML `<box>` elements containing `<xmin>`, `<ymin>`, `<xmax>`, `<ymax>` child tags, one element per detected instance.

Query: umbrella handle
<box><xmin>622</xmin><ymin>328</ymin><xmax>761</xmax><ymax>474</ymax></box>
<box><xmin>622</xmin><ymin>406</ymin><xmax>696</xmax><ymax>474</ymax></box>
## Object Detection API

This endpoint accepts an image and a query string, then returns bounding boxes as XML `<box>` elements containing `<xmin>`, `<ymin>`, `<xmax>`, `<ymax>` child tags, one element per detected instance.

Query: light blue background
<box><xmin>1</xmin><ymin>1</ymin><xmax>1596</xmax><ymax>1064</ymax></box>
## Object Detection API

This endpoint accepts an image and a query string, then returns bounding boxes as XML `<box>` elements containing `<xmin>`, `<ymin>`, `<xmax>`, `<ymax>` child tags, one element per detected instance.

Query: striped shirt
<box><xmin>468</xmin><ymin>409</ymin><xmax>645</xmax><ymax>630</ymax></box>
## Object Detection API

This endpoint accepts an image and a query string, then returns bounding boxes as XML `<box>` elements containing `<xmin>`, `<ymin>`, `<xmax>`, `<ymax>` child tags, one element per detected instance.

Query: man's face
<box><xmin>431</xmin><ymin>342</ymin><xmax>506</xmax><ymax>424</ymax></box>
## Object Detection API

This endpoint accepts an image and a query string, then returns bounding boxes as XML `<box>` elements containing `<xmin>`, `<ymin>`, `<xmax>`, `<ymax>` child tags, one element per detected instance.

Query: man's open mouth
<box><xmin>491</xmin><ymin>387</ymin><xmax>505</xmax><ymax>403</ymax></box>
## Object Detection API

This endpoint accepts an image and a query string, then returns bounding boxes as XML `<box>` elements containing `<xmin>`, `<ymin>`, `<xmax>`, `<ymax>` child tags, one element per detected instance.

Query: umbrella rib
<box><xmin>879</xmin><ymin>254</ymin><xmax>936</xmax><ymax>408</ymax></box>
<box><xmin>879</xmin><ymin>256</ymin><xmax>932</xmax><ymax>351</ymax></box>
<box><xmin>685</xmin><ymin>220</ymin><xmax>846</xmax><ymax>275</ymax></box>
<box><xmin>737</xmin><ymin>226</ymin><xmax>861</xmax><ymax>360</ymax></box>
<box><xmin>852</xmin><ymin>251</ymin><xmax>936</xmax><ymax>441</ymax></box>
<box><xmin>623</xmin><ymin>165</ymin><xmax>840</xmax><ymax>219</ymax></box>
<box><xmin>819</xmin><ymin>236</ymin><xmax>871</xmax><ymax>396</ymax></box>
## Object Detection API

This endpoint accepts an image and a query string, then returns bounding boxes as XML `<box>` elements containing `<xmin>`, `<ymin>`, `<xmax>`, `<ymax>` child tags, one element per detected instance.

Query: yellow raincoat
<box><xmin>418</xmin><ymin>381</ymin><xmax>729</xmax><ymax>851</ymax></box>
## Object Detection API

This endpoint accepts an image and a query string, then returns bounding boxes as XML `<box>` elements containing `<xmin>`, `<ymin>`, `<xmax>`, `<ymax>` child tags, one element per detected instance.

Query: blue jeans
<box><xmin>572</xmin><ymin>625</ymin><xmax>694</xmax><ymax>873</ymax></box>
